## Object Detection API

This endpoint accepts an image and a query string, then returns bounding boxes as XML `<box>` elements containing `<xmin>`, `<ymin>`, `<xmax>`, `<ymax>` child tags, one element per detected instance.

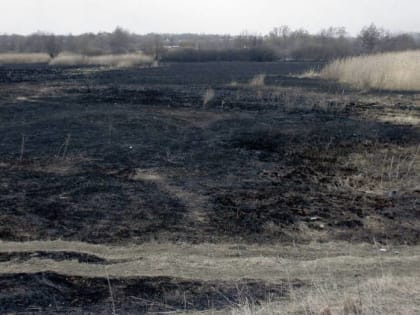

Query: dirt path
<box><xmin>2</xmin><ymin>241</ymin><xmax>420</xmax><ymax>314</ymax></box>
<box><xmin>1</xmin><ymin>241</ymin><xmax>419</xmax><ymax>282</ymax></box>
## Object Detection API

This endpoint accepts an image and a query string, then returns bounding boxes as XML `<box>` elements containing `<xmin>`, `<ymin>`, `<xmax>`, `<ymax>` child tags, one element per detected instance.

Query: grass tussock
<box><xmin>203</xmin><ymin>88</ymin><xmax>216</xmax><ymax>106</ymax></box>
<box><xmin>319</xmin><ymin>50</ymin><xmax>420</xmax><ymax>91</ymax></box>
<box><xmin>0</xmin><ymin>53</ymin><xmax>51</xmax><ymax>64</ymax></box>
<box><xmin>297</xmin><ymin>68</ymin><xmax>320</xmax><ymax>79</ymax></box>
<box><xmin>49</xmin><ymin>52</ymin><xmax>154</xmax><ymax>67</ymax></box>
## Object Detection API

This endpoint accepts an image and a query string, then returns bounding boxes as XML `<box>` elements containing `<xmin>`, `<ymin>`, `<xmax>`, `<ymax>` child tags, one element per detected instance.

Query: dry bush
<box><xmin>249</xmin><ymin>74</ymin><xmax>266</xmax><ymax>87</ymax></box>
<box><xmin>0</xmin><ymin>53</ymin><xmax>51</xmax><ymax>64</ymax></box>
<box><xmin>319</xmin><ymin>50</ymin><xmax>420</xmax><ymax>91</ymax></box>
<box><xmin>49</xmin><ymin>52</ymin><xmax>154</xmax><ymax>67</ymax></box>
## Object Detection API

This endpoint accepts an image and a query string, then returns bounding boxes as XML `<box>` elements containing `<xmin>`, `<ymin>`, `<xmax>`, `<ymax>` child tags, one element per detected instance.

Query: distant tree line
<box><xmin>0</xmin><ymin>24</ymin><xmax>419</xmax><ymax>62</ymax></box>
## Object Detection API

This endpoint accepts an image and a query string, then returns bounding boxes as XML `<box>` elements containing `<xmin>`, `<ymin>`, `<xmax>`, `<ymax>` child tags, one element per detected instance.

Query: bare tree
<box><xmin>110</xmin><ymin>27</ymin><xmax>131</xmax><ymax>54</ymax></box>
<box><xmin>45</xmin><ymin>35</ymin><xmax>62</xmax><ymax>58</ymax></box>
<box><xmin>142</xmin><ymin>34</ymin><xmax>165</xmax><ymax>60</ymax></box>
<box><xmin>359</xmin><ymin>23</ymin><xmax>384</xmax><ymax>53</ymax></box>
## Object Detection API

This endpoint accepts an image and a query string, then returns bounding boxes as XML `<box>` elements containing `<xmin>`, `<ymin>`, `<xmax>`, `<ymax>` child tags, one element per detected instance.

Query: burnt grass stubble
<box><xmin>0</xmin><ymin>62</ymin><xmax>419</xmax><ymax>313</ymax></box>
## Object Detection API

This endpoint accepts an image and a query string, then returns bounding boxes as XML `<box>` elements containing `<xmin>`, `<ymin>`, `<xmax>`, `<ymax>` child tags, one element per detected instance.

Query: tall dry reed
<box><xmin>0</xmin><ymin>53</ymin><xmax>51</xmax><ymax>64</ymax></box>
<box><xmin>320</xmin><ymin>50</ymin><xmax>420</xmax><ymax>91</ymax></box>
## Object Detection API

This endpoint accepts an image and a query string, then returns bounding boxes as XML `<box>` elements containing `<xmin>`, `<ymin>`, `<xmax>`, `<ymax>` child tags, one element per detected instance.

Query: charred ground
<box><xmin>0</xmin><ymin>62</ymin><xmax>418</xmax><ymax>244</ymax></box>
<box><xmin>0</xmin><ymin>62</ymin><xmax>419</xmax><ymax>313</ymax></box>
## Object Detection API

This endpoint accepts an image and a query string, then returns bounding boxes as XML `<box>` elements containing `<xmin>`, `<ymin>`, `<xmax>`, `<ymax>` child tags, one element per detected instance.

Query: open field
<box><xmin>0</xmin><ymin>61</ymin><xmax>419</xmax><ymax>314</ymax></box>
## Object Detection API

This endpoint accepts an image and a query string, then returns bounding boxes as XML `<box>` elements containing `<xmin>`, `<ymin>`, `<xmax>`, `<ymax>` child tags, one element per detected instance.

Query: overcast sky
<box><xmin>1</xmin><ymin>0</ymin><xmax>419</xmax><ymax>36</ymax></box>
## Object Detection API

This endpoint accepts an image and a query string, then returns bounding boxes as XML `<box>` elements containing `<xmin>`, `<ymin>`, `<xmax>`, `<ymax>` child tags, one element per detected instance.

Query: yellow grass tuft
<box><xmin>298</xmin><ymin>68</ymin><xmax>321</xmax><ymax>79</ymax></box>
<box><xmin>249</xmin><ymin>74</ymin><xmax>266</xmax><ymax>87</ymax></box>
<box><xmin>49</xmin><ymin>52</ymin><xmax>154</xmax><ymax>67</ymax></box>
<box><xmin>320</xmin><ymin>50</ymin><xmax>420</xmax><ymax>91</ymax></box>
<box><xmin>203</xmin><ymin>88</ymin><xmax>216</xmax><ymax>106</ymax></box>
<box><xmin>0</xmin><ymin>53</ymin><xmax>51</xmax><ymax>64</ymax></box>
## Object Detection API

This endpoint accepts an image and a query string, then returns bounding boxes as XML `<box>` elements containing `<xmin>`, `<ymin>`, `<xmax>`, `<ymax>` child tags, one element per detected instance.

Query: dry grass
<box><xmin>297</xmin><ymin>68</ymin><xmax>320</xmax><ymax>79</ymax></box>
<box><xmin>0</xmin><ymin>53</ymin><xmax>51</xmax><ymax>64</ymax></box>
<box><xmin>203</xmin><ymin>88</ymin><xmax>216</xmax><ymax>106</ymax></box>
<box><xmin>340</xmin><ymin>145</ymin><xmax>420</xmax><ymax>197</ymax></box>
<box><xmin>2</xmin><ymin>241</ymin><xmax>420</xmax><ymax>314</ymax></box>
<box><xmin>249</xmin><ymin>74</ymin><xmax>266</xmax><ymax>87</ymax></box>
<box><xmin>49</xmin><ymin>52</ymin><xmax>154</xmax><ymax>67</ymax></box>
<box><xmin>229</xmin><ymin>274</ymin><xmax>420</xmax><ymax>315</ymax></box>
<box><xmin>1</xmin><ymin>240</ymin><xmax>419</xmax><ymax>282</ymax></box>
<box><xmin>0</xmin><ymin>52</ymin><xmax>154</xmax><ymax>67</ymax></box>
<box><xmin>319</xmin><ymin>50</ymin><xmax>420</xmax><ymax>91</ymax></box>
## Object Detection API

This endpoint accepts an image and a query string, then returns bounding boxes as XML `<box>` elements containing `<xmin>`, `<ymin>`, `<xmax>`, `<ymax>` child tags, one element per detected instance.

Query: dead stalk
<box><xmin>108</xmin><ymin>116</ymin><xmax>113</xmax><ymax>144</ymax></box>
<box><xmin>62</xmin><ymin>133</ymin><xmax>71</xmax><ymax>160</ymax></box>
<box><xmin>106</xmin><ymin>268</ymin><xmax>117</xmax><ymax>315</ymax></box>
<box><xmin>19</xmin><ymin>133</ymin><xmax>26</xmax><ymax>162</ymax></box>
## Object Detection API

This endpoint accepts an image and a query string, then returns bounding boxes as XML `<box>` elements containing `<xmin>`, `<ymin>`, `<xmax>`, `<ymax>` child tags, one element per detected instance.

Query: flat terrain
<box><xmin>0</xmin><ymin>62</ymin><xmax>419</xmax><ymax>314</ymax></box>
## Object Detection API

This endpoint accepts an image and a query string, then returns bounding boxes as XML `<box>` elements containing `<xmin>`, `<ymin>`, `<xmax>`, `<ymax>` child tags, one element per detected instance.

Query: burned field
<box><xmin>0</xmin><ymin>62</ymin><xmax>419</xmax><ymax>313</ymax></box>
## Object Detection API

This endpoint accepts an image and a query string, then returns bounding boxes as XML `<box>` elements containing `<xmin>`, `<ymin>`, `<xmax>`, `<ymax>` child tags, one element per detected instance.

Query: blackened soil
<box><xmin>0</xmin><ymin>165</ymin><xmax>187</xmax><ymax>242</ymax></box>
<box><xmin>0</xmin><ymin>62</ymin><xmax>419</xmax><ymax>245</ymax></box>
<box><xmin>0</xmin><ymin>272</ymin><xmax>300</xmax><ymax>314</ymax></box>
